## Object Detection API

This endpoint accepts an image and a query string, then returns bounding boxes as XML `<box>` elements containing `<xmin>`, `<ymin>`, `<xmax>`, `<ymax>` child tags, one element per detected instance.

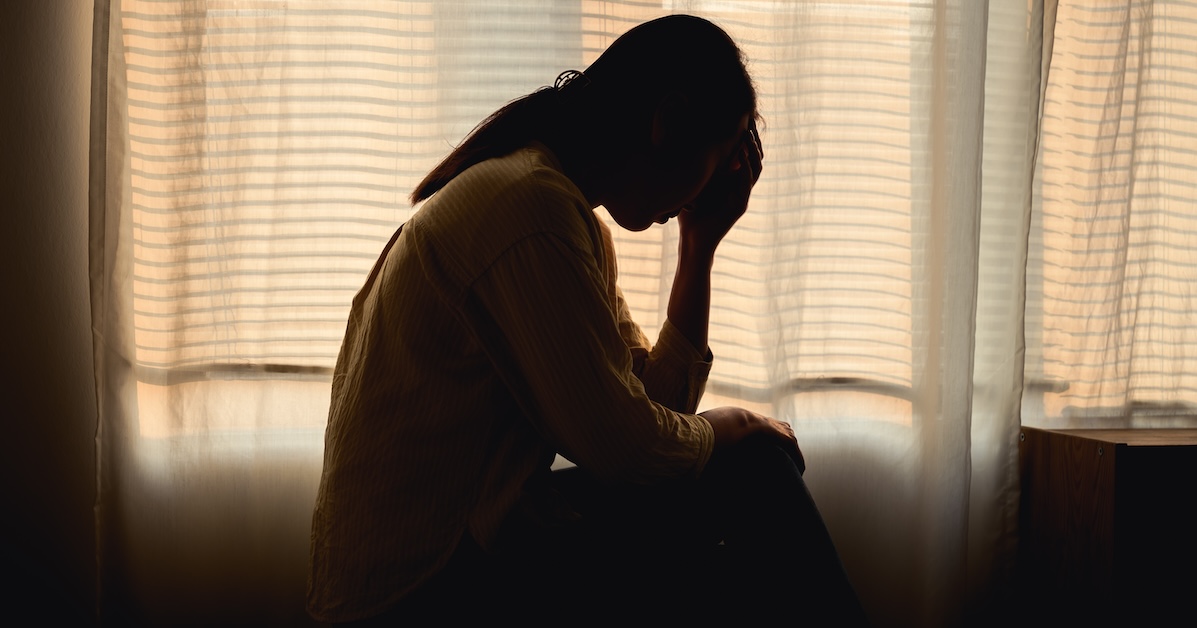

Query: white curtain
<box><xmin>1024</xmin><ymin>0</ymin><xmax>1197</xmax><ymax>429</ymax></box>
<box><xmin>88</xmin><ymin>1</ymin><xmax>1197</xmax><ymax>627</ymax></box>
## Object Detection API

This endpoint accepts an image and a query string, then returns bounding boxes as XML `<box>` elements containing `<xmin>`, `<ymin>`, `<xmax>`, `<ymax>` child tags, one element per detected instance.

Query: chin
<box><xmin>604</xmin><ymin>206</ymin><xmax>656</xmax><ymax>232</ymax></box>
<box><xmin>620</xmin><ymin>220</ymin><xmax>654</xmax><ymax>233</ymax></box>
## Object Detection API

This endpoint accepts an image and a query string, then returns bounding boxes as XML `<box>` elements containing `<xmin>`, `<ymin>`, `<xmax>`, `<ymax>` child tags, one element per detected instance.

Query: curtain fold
<box><xmin>88</xmin><ymin>1</ymin><xmax>1190</xmax><ymax>627</ymax></box>
<box><xmin>1024</xmin><ymin>0</ymin><xmax>1197</xmax><ymax>428</ymax></box>
<box><xmin>966</xmin><ymin>0</ymin><xmax>1054</xmax><ymax>614</ymax></box>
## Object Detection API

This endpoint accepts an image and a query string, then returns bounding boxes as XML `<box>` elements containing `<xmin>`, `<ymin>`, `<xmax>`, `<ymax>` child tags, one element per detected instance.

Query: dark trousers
<box><xmin>342</xmin><ymin>441</ymin><xmax>869</xmax><ymax>626</ymax></box>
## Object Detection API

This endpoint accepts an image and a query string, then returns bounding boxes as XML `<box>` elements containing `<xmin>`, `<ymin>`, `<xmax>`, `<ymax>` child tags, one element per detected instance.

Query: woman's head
<box><xmin>578</xmin><ymin>14</ymin><xmax>757</xmax><ymax>158</ymax></box>
<box><xmin>411</xmin><ymin>14</ymin><xmax>759</xmax><ymax>221</ymax></box>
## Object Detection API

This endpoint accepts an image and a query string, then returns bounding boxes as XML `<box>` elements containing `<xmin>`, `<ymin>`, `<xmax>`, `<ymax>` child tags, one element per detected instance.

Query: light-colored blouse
<box><xmin>307</xmin><ymin>143</ymin><xmax>714</xmax><ymax>622</ymax></box>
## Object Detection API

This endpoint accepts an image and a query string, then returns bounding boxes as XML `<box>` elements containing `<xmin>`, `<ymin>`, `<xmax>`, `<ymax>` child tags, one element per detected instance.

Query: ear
<box><xmin>650</xmin><ymin>91</ymin><xmax>691</xmax><ymax>150</ymax></box>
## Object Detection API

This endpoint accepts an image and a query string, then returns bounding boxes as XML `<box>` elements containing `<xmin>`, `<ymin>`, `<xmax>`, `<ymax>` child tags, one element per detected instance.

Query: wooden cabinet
<box><xmin>1017</xmin><ymin>427</ymin><xmax>1197</xmax><ymax>624</ymax></box>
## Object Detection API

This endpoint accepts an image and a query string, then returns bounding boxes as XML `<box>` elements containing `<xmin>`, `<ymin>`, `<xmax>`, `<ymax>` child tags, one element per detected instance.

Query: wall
<box><xmin>0</xmin><ymin>1</ymin><xmax>98</xmax><ymax>622</ymax></box>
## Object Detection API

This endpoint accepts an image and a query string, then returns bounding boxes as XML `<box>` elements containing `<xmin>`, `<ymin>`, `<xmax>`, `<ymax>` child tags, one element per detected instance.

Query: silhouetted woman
<box><xmin>308</xmin><ymin>14</ymin><xmax>868</xmax><ymax>626</ymax></box>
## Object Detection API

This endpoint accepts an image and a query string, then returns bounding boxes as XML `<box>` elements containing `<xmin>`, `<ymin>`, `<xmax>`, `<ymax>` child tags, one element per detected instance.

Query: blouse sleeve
<box><xmin>615</xmin><ymin>289</ymin><xmax>713</xmax><ymax>414</ymax></box>
<box><xmin>595</xmin><ymin>219</ymin><xmax>712</xmax><ymax>414</ymax></box>
<box><xmin>463</xmin><ymin>231</ymin><xmax>714</xmax><ymax>485</ymax></box>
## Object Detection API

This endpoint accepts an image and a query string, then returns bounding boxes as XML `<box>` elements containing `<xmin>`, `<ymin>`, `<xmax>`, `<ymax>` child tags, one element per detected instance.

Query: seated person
<box><xmin>307</xmin><ymin>14</ymin><xmax>868</xmax><ymax>626</ymax></box>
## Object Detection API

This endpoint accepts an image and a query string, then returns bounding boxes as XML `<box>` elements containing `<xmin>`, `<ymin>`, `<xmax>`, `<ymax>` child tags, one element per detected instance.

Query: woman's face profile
<box><xmin>603</xmin><ymin>113</ymin><xmax>752</xmax><ymax>232</ymax></box>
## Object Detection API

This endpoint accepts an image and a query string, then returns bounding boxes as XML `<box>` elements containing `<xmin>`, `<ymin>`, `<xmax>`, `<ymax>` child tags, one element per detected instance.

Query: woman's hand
<box><xmin>677</xmin><ymin>125</ymin><xmax>764</xmax><ymax>254</ymax></box>
<box><xmin>699</xmin><ymin>405</ymin><xmax>805</xmax><ymax>474</ymax></box>
<box><xmin>664</xmin><ymin>123</ymin><xmax>762</xmax><ymax>356</ymax></box>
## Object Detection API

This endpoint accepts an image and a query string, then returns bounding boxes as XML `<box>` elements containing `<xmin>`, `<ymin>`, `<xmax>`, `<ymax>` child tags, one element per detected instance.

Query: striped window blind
<box><xmin>123</xmin><ymin>1</ymin><xmax>584</xmax><ymax>384</ymax></box>
<box><xmin>122</xmin><ymin>0</ymin><xmax>926</xmax><ymax>399</ymax></box>
<box><xmin>119</xmin><ymin>0</ymin><xmax>1004</xmax><ymax>433</ymax></box>
<box><xmin>1026</xmin><ymin>0</ymin><xmax>1197</xmax><ymax>424</ymax></box>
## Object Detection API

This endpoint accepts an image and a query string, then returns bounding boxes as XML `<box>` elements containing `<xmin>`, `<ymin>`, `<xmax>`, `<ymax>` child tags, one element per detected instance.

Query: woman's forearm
<box><xmin>666</xmin><ymin>239</ymin><xmax>717</xmax><ymax>354</ymax></box>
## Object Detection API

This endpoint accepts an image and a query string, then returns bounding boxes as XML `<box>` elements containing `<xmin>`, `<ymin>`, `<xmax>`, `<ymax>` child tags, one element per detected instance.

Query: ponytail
<box><xmin>409</xmin><ymin>87</ymin><xmax>559</xmax><ymax>205</ymax></box>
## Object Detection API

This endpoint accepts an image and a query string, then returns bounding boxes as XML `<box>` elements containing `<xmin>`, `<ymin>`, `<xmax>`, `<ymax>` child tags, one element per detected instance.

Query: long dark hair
<box><xmin>410</xmin><ymin>14</ymin><xmax>758</xmax><ymax>205</ymax></box>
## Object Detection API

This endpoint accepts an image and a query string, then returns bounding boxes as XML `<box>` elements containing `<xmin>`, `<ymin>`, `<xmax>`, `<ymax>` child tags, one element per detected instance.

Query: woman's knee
<box><xmin>706</xmin><ymin>438</ymin><xmax>806</xmax><ymax>487</ymax></box>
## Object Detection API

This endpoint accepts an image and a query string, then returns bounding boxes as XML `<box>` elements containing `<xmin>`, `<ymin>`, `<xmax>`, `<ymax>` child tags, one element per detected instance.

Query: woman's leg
<box><xmin>519</xmin><ymin>440</ymin><xmax>870</xmax><ymax>624</ymax></box>
<box><xmin>699</xmin><ymin>440</ymin><xmax>870</xmax><ymax>624</ymax></box>
<box><xmin>335</xmin><ymin>441</ymin><xmax>868</xmax><ymax>626</ymax></box>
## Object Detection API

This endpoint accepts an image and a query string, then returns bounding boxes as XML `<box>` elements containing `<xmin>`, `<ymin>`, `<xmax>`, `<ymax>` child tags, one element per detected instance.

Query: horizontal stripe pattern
<box><xmin>1029</xmin><ymin>0</ymin><xmax>1197</xmax><ymax>418</ymax></box>
<box><xmin>122</xmin><ymin>1</ymin><xmax>1192</xmax><ymax>427</ymax></box>
<box><xmin>123</xmin><ymin>0</ymin><xmax>934</xmax><ymax>410</ymax></box>
<box><xmin>123</xmin><ymin>0</ymin><xmax>581</xmax><ymax>373</ymax></box>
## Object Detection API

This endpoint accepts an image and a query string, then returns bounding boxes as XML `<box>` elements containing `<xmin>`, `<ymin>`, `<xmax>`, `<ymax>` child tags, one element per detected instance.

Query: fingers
<box><xmin>703</xmin><ymin>407</ymin><xmax>806</xmax><ymax>473</ymax></box>
<box><xmin>735</xmin><ymin>126</ymin><xmax>763</xmax><ymax>185</ymax></box>
<box><xmin>749</xmin><ymin>119</ymin><xmax>763</xmax><ymax>160</ymax></box>
<box><xmin>746</xmin><ymin>128</ymin><xmax>763</xmax><ymax>179</ymax></box>
<box><xmin>768</xmin><ymin>417</ymin><xmax>794</xmax><ymax>441</ymax></box>
<box><xmin>768</xmin><ymin>416</ymin><xmax>806</xmax><ymax>474</ymax></box>
<box><xmin>729</xmin><ymin>125</ymin><xmax>762</xmax><ymax>174</ymax></box>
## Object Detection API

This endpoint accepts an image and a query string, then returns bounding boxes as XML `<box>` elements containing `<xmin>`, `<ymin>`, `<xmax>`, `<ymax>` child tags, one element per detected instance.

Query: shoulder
<box><xmin>421</xmin><ymin>145</ymin><xmax>591</xmax><ymax>231</ymax></box>
<box><xmin>461</xmin><ymin>145</ymin><xmax>586</xmax><ymax>221</ymax></box>
<box><xmin>408</xmin><ymin>146</ymin><xmax>603</xmax><ymax>285</ymax></box>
